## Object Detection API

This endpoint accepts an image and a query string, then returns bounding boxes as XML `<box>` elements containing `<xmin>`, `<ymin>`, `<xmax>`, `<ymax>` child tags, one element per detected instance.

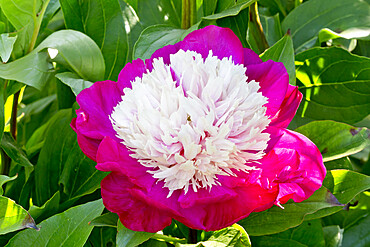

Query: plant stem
<box><xmin>182</xmin><ymin>0</ymin><xmax>197</xmax><ymax>29</ymax></box>
<box><xmin>249</xmin><ymin>2</ymin><xmax>269</xmax><ymax>52</ymax></box>
<box><xmin>10</xmin><ymin>91</ymin><xmax>19</xmax><ymax>140</ymax></box>
<box><xmin>188</xmin><ymin>228</ymin><xmax>198</xmax><ymax>244</ymax></box>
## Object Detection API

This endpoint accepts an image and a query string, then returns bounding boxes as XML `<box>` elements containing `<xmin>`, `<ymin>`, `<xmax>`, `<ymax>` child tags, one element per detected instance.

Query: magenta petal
<box><xmin>245</xmin><ymin>60</ymin><xmax>289</xmax><ymax>117</ymax></box>
<box><xmin>101</xmin><ymin>173</ymin><xmax>174</xmax><ymax>232</ymax></box>
<box><xmin>180</xmin><ymin>25</ymin><xmax>244</xmax><ymax>64</ymax></box>
<box><xmin>96</xmin><ymin>137</ymin><xmax>155</xmax><ymax>190</ymax></box>
<box><xmin>270</xmin><ymin>85</ymin><xmax>303</xmax><ymax>128</ymax></box>
<box><xmin>73</xmin><ymin>80</ymin><xmax>122</xmax><ymax>160</ymax></box>
<box><xmin>117</xmin><ymin>58</ymin><xmax>146</xmax><ymax>91</ymax></box>
<box><xmin>243</xmin><ymin>48</ymin><xmax>263</xmax><ymax>66</ymax></box>
<box><xmin>259</xmin><ymin>128</ymin><xmax>326</xmax><ymax>204</ymax></box>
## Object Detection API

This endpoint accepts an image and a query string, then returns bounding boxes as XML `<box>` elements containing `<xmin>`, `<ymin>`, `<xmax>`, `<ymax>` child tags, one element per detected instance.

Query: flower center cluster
<box><xmin>110</xmin><ymin>50</ymin><xmax>270</xmax><ymax>196</ymax></box>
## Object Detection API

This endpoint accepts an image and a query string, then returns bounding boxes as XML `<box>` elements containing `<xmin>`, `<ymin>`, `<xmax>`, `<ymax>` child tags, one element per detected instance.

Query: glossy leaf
<box><xmin>282</xmin><ymin>0</ymin><xmax>370</xmax><ymax>53</ymax></box>
<box><xmin>239</xmin><ymin>187</ymin><xmax>343</xmax><ymax>236</ymax></box>
<box><xmin>0</xmin><ymin>52</ymin><xmax>53</xmax><ymax>90</ymax></box>
<box><xmin>56</xmin><ymin>72</ymin><xmax>93</xmax><ymax>96</ymax></box>
<box><xmin>1</xmin><ymin>132</ymin><xmax>33</xmax><ymax>168</ymax></box>
<box><xmin>35</xmin><ymin>30</ymin><xmax>105</xmax><ymax>82</ymax></box>
<box><xmin>342</xmin><ymin>215</ymin><xmax>370</xmax><ymax>247</ymax></box>
<box><xmin>296</xmin><ymin>47</ymin><xmax>370</xmax><ymax>124</ymax></box>
<box><xmin>59</xmin><ymin>142</ymin><xmax>107</xmax><ymax>200</ymax></box>
<box><xmin>319</xmin><ymin>28</ymin><xmax>370</xmax><ymax>44</ymax></box>
<box><xmin>295</xmin><ymin>121</ymin><xmax>370</xmax><ymax>162</ymax></box>
<box><xmin>89</xmin><ymin>213</ymin><xmax>118</xmax><ymax>228</ymax></box>
<box><xmin>260</xmin><ymin>33</ymin><xmax>296</xmax><ymax>85</ymax></box>
<box><xmin>60</xmin><ymin>0</ymin><xmax>131</xmax><ymax>80</ymax></box>
<box><xmin>260</xmin><ymin>13</ymin><xmax>283</xmax><ymax>47</ymax></box>
<box><xmin>0</xmin><ymin>175</ymin><xmax>17</xmax><ymax>195</ymax></box>
<box><xmin>5</xmin><ymin>199</ymin><xmax>104</xmax><ymax>246</ymax></box>
<box><xmin>323</xmin><ymin>226</ymin><xmax>343</xmax><ymax>247</ymax></box>
<box><xmin>0</xmin><ymin>196</ymin><xmax>38</xmax><ymax>235</ymax></box>
<box><xmin>116</xmin><ymin>220</ymin><xmax>154</xmax><ymax>247</ymax></box>
<box><xmin>28</xmin><ymin>191</ymin><xmax>60</xmax><ymax>223</ymax></box>
<box><xmin>0</xmin><ymin>34</ymin><xmax>16</xmax><ymax>63</ymax></box>
<box><xmin>133</xmin><ymin>25</ymin><xmax>187</xmax><ymax>60</ymax></box>
<box><xmin>202</xmin><ymin>0</ymin><xmax>257</xmax><ymax>21</ymax></box>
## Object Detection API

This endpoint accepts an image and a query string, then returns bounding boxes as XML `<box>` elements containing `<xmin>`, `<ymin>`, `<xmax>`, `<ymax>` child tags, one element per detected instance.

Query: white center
<box><xmin>110</xmin><ymin>50</ymin><xmax>270</xmax><ymax>197</ymax></box>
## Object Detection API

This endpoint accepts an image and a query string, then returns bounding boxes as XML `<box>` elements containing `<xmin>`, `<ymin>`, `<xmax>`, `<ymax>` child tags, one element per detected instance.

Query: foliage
<box><xmin>0</xmin><ymin>0</ymin><xmax>369</xmax><ymax>246</ymax></box>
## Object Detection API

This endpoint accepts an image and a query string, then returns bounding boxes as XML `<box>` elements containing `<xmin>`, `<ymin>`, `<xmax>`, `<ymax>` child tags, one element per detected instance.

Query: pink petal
<box><xmin>101</xmin><ymin>173</ymin><xmax>175</xmax><ymax>232</ymax></box>
<box><xmin>117</xmin><ymin>58</ymin><xmax>146</xmax><ymax>91</ymax></box>
<box><xmin>245</xmin><ymin>60</ymin><xmax>289</xmax><ymax>117</ymax></box>
<box><xmin>270</xmin><ymin>85</ymin><xmax>303</xmax><ymax>128</ymax></box>
<box><xmin>258</xmin><ymin>128</ymin><xmax>326</xmax><ymax>205</ymax></box>
<box><xmin>243</xmin><ymin>48</ymin><xmax>262</xmax><ymax>66</ymax></box>
<box><xmin>72</xmin><ymin>80</ymin><xmax>122</xmax><ymax>161</ymax></box>
<box><xmin>180</xmin><ymin>25</ymin><xmax>244</xmax><ymax>64</ymax></box>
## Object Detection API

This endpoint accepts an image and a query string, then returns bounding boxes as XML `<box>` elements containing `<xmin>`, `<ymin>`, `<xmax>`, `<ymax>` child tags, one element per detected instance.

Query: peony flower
<box><xmin>71</xmin><ymin>25</ymin><xmax>326</xmax><ymax>232</ymax></box>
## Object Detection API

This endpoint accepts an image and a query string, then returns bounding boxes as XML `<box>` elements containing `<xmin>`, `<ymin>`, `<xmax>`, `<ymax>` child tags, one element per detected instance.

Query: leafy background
<box><xmin>0</xmin><ymin>0</ymin><xmax>369</xmax><ymax>246</ymax></box>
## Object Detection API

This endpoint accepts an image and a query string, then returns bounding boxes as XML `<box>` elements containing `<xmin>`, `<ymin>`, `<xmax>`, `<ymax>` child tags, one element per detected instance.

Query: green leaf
<box><xmin>59</xmin><ymin>142</ymin><xmax>107</xmax><ymax>200</ymax></box>
<box><xmin>323</xmin><ymin>169</ymin><xmax>370</xmax><ymax>204</ymax></box>
<box><xmin>319</xmin><ymin>28</ymin><xmax>370</xmax><ymax>45</ymax></box>
<box><xmin>260</xmin><ymin>13</ymin><xmax>283</xmax><ymax>47</ymax></box>
<box><xmin>282</xmin><ymin>0</ymin><xmax>370</xmax><ymax>53</ymax></box>
<box><xmin>203</xmin><ymin>0</ymin><xmax>218</xmax><ymax>16</ymax></box>
<box><xmin>324</xmin><ymin>157</ymin><xmax>353</xmax><ymax>171</ymax></box>
<box><xmin>116</xmin><ymin>220</ymin><xmax>154</xmax><ymax>247</ymax></box>
<box><xmin>34</xmin><ymin>109</ymin><xmax>75</xmax><ymax>206</ymax></box>
<box><xmin>251</xmin><ymin>236</ymin><xmax>307</xmax><ymax>247</ymax></box>
<box><xmin>0</xmin><ymin>174</ymin><xmax>17</xmax><ymax>195</ymax></box>
<box><xmin>0</xmin><ymin>196</ymin><xmax>38</xmax><ymax>235</ymax></box>
<box><xmin>133</xmin><ymin>25</ymin><xmax>187</xmax><ymax>60</ymax></box>
<box><xmin>0</xmin><ymin>51</ymin><xmax>53</xmax><ymax>90</ymax></box>
<box><xmin>60</xmin><ymin>0</ymin><xmax>131</xmax><ymax>80</ymax></box>
<box><xmin>0</xmin><ymin>33</ymin><xmax>16</xmax><ymax>63</ymax></box>
<box><xmin>343</xmin><ymin>191</ymin><xmax>370</xmax><ymax>229</ymax></box>
<box><xmin>56</xmin><ymin>72</ymin><xmax>93</xmax><ymax>96</ymax></box>
<box><xmin>1</xmin><ymin>132</ymin><xmax>33</xmax><ymax>168</ymax></box>
<box><xmin>89</xmin><ymin>213</ymin><xmax>118</xmax><ymax>228</ymax></box>
<box><xmin>295</xmin><ymin>47</ymin><xmax>370</xmax><ymax>124</ymax></box>
<box><xmin>202</xmin><ymin>0</ymin><xmax>257</xmax><ymax>21</ymax></box>
<box><xmin>35</xmin><ymin>29</ymin><xmax>105</xmax><ymax>81</ymax></box>
<box><xmin>28</xmin><ymin>191</ymin><xmax>60</xmax><ymax>223</ymax></box>
<box><xmin>5</xmin><ymin>199</ymin><xmax>104</xmax><ymax>246</ymax></box>
<box><xmin>239</xmin><ymin>187</ymin><xmax>343</xmax><ymax>236</ymax></box>
<box><xmin>260</xmin><ymin>33</ymin><xmax>296</xmax><ymax>85</ymax></box>
<box><xmin>85</xmin><ymin>227</ymin><xmax>117</xmax><ymax>247</ymax></box>
<box><xmin>295</xmin><ymin>121</ymin><xmax>370</xmax><ymax>162</ymax></box>
<box><xmin>323</xmin><ymin>226</ymin><xmax>343</xmax><ymax>247</ymax></box>
<box><xmin>342</xmin><ymin>215</ymin><xmax>370</xmax><ymax>247</ymax></box>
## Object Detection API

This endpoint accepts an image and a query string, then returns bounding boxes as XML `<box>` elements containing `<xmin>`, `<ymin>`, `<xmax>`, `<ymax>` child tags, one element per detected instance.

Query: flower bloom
<box><xmin>71</xmin><ymin>25</ymin><xmax>326</xmax><ymax>232</ymax></box>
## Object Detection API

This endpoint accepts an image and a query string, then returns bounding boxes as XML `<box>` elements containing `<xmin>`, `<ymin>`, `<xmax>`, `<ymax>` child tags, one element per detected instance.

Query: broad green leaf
<box><xmin>203</xmin><ymin>0</ymin><xmax>218</xmax><ymax>16</ymax></box>
<box><xmin>260</xmin><ymin>33</ymin><xmax>296</xmax><ymax>85</ymax></box>
<box><xmin>251</xmin><ymin>236</ymin><xmax>307</xmax><ymax>247</ymax></box>
<box><xmin>319</xmin><ymin>28</ymin><xmax>370</xmax><ymax>44</ymax></box>
<box><xmin>295</xmin><ymin>47</ymin><xmax>370</xmax><ymax>124</ymax></box>
<box><xmin>60</xmin><ymin>0</ymin><xmax>131</xmax><ymax>80</ymax></box>
<box><xmin>216</xmin><ymin>7</ymin><xmax>249</xmax><ymax>48</ymax></box>
<box><xmin>0</xmin><ymin>52</ymin><xmax>53</xmax><ymax>90</ymax></box>
<box><xmin>133</xmin><ymin>25</ymin><xmax>187</xmax><ymax>60</ymax></box>
<box><xmin>34</xmin><ymin>109</ymin><xmax>75</xmax><ymax>206</ymax></box>
<box><xmin>323</xmin><ymin>226</ymin><xmax>343</xmax><ymax>247</ymax></box>
<box><xmin>35</xmin><ymin>30</ymin><xmax>105</xmax><ymax>81</ymax></box>
<box><xmin>202</xmin><ymin>0</ymin><xmax>257</xmax><ymax>21</ymax></box>
<box><xmin>343</xmin><ymin>192</ymin><xmax>370</xmax><ymax>229</ymax></box>
<box><xmin>117</xmin><ymin>220</ymin><xmax>154</xmax><ymax>247</ymax></box>
<box><xmin>0</xmin><ymin>175</ymin><xmax>17</xmax><ymax>195</ymax></box>
<box><xmin>59</xmin><ymin>142</ymin><xmax>107</xmax><ymax>200</ymax></box>
<box><xmin>1</xmin><ymin>132</ymin><xmax>33</xmax><ymax>168</ymax></box>
<box><xmin>5</xmin><ymin>199</ymin><xmax>104</xmax><ymax>246</ymax></box>
<box><xmin>323</xmin><ymin>169</ymin><xmax>370</xmax><ymax>204</ymax></box>
<box><xmin>141</xmin><ymin>239</ymin><xmax>167</xmax><ymax>247</ymax></box>
<box><xmin>282</xmin><ymin>0</ymin><xmax>370</xmax><ymax>53</ymax></box>
<box><xmin>0</xmin><ymin>80</ymin><xmax>4</xmax><ymax>141</ymax></box>
<box><xmin>239</xmin><ymin>187</ymin><xmax>342</xmax><ymax>236</ymax></box>
<box><xmin>28</xmin><ymin>191</ymin><xmax>60</xmax><ymax>223</ymax></box>
<box><xmin>39</xmin><ymin>0</ymin><xmax>61</xmax><ymax>36</ymax></box>
<box><xmin>342</xmin><ymin>215</ymin><xmax>370</xmax><ymax>247</ymax></box>
<box><xmin>260</xmin><ymin>13</ymin><xmax>283</xmax><ymax>47</ymax></box>
<box><xmin>85</xmin><ymin>227</ymin><xmax>117</xmax><ymax>247</ymax></box>
<box><xmin>0</xmin><ymin>196</ymin><xmax>38</xmax><ymax>235</ymax></box>
<box><xmin>295</xmin><ymin>121</ymin><xmax>370</xmax><ymax>162</ymax></box>
<box><xmin>56</xmin><ymin>72</ymin><xmax>93</xmax><ymax>96</ymax></box>
<box><xmin>324</xmin><ymin>157</ymin><xmax>353</xmax><ymax>171</ymax></box>
<box><xmin>0</xmin><ymin>34</ymin><xmax>16</xmax><ymax>63</ymax></box>
<box><xmin>89</xmin><ymin>213</ymin><xmax>118</xmax><ymax>228</ymax></box>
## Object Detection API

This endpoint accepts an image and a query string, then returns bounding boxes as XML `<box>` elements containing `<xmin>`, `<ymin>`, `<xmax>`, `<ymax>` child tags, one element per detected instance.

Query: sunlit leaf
<box><xmin>89</xmin><ymin>213</ymin><xmax>118</xmax><ymax>228</ymax></box>
<box><xmin>56</xmin><ymin>72</ymin><xmax>93</xmax><ymax>96</ymax></box>
<box><xmin>0</xmin><ymin>175</ymin><xmax>17</xmax><ymax>195</ymax></box>
<box><xmin>117</xmin><ymin>220</ymin><xmax>154</xmax><ymax>247</ymax></box>
<box><xmin>0</xmin><ymin>34</ymin><xmax>16</xmax><ymax>63</ymax></box>
<box><xmin>0</xmin><ymin>196</ymin><xmax>38</xmax><ymax>235</ymax></box>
